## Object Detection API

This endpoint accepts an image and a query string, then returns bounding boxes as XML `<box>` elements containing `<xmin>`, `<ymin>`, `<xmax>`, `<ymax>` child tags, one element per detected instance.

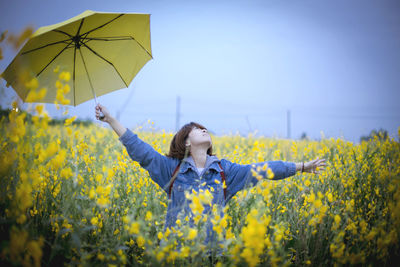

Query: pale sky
<box><xmin>1</xmin><ymin>0</ymin><xmax>399</xmax><ymax>143</ymax></box>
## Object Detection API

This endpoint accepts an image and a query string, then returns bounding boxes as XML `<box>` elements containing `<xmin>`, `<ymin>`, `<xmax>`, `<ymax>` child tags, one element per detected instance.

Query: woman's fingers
<box><xmin>95</xmin><ymin>104</ymin><xmax>104</xmax><ymax>121</ymax></box>
<box><xmin>313</xmin><ymin>158</ymin><xmax>326</xmax><ymax>166</ymax></box>
<box><xmin>311</xmin><ymin>157</ymin><xmax>319</xmax><ymax>164</ymax></box>
<box><xmin>304</xmin><ymin>157</ymin><xmax>327</xmax><ymax>175</ymax></box>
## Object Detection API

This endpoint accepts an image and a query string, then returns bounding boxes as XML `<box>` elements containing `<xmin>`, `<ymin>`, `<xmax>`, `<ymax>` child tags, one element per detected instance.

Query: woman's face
<box><xmin>187</xmin><ymin>126</ymin><xmax>212</xmax><ymax>148</ymax></box>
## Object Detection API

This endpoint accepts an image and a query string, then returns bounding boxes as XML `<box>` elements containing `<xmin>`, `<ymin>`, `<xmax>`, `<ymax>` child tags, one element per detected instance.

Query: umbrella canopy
<box><xmin>1</xmin><ymin>10</ymin><xmax>152</xmax><ymax>106</ymax></box>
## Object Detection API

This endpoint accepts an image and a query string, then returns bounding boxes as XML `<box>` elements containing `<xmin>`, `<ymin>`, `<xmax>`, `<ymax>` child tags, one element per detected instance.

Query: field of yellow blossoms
<box><xmin>1</xmin><ymin>32</ymin><xmax>400</xmax><ymax>267</ymax></box>
<box><xmin>1</xmin><ymin>81</ymin><xmax>400</xmax><ymax>266</ymax></box>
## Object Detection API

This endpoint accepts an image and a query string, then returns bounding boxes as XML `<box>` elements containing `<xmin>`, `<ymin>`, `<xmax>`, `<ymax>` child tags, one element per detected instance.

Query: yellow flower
<box><xmin>91</xmin><ymin>217</ymin><xmax>98</xmax><ymax>226</ymax></box>
<box><xmin>187</xmin><ymin>228</ymin><xmax>197</xmax><ymax>240</ymax></box>
<box><xmin>96</xmin><ymin>186</ymin><xmax>104</xmax><ymax>195</ymax></box>
<box><xmin>97</xmin><ymin>196</ymin><xmax>110</xmax><ymax>206</ymax></box>
<box><xmin>180</xmin><ymin>246</ymin><xmax>190</xmax><ymax>258</ymax></box>
<box><xmin>307</xmin><ymin>192</ymin><xmax>315</xmax><ymax>203</ymax></box>
<box><xmin>145</xmin><ymin>211</ymin><xmax>152</xmax><ymax>221</ymax></box>
<box><xmin>129</xmin><ymin>222</ymin><xmax>140</xmax><ymax>235</ymax></box>
<box><xmin>157</xmin><ymin>232</ymin><xmax>163</xmax><ymax>240</ymax></box>
<box><xmin>63</xmin><ymin>84</ymin><xmax>70</xmax><ymax>94</ymax></box>
<box><xmin>267</xmin><ymin>168</ymin><xmax>274</xmax><ymax>179</ymax></box>
<box><xmin>59</xmin><ymin>71</ymin><xmax>71</xmax><ymax>81</ymax></box>
<box><xmin>224</xmin><ymin>229</ymin><xmax>235</xmax><ymax>243</ymax></box>
<box><xmin>60</xmin><ymin>167</ymin><xmax>73</xmax><ymax>179</ymax></box>
<box><xmin>331</xmin><ymin>214</ymin><xmax>341</xmax><ymax>231</ymax></box>
<box><xmin>64</xmin><ymin>116</ymin><xmax>77</xmax><ymax>126</ymax></box>
<box><xmin>25</xmin><ymin>77</ymin><xmax>39</xmax><ymax>90</ymax></box>
<box><xmin>55</xmin><ymin>80</ymin><xmax>63</xmax><ymax>90</ymax></box>
<box><xmin>95</xmin><ymin>173</ymin><xmax>103</xmax><ymax>183</ymax></box>
<box><xmin>136</xmin><ymin>236</ymin><xmax>145</xmax><ymax>247</ymax></box>
<box><xmin>189</xmin><ymin>195</ymin><xmax>204</xmax><ymax>214</ymax></box>
<box><xmin>37</xmin><ymin>87</ymin><xmax>47</xmax><ymax>99</ymax></box>
<box><xmin>156</xmin><ymin>251</ymin><xmax>165</xmax><ymax>261</ymax></box>
<box><xmin>89</xmin><ymin>188</ymin><xmax>95</xmax><ymax>199</ymax></box>
<box><xmin>314</xmin><ymin>199</ymin><xmax>322</xmax><ymax>209</ymax></box>
<box><xmin>326</xmin><ymin>192</ymin><xmax>333</xmax><ymax>202</ymax></box>
<box><xmin>35</xmin><ymin>105</ymin><xmax>44</xmax><ymax>115</ymax></box>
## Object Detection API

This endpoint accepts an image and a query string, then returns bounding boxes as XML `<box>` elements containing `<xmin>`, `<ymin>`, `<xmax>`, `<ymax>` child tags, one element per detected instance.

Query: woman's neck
<box><xmin>190</xmin><ymin>147</ymin><xmax>208</xmax><ymax>168</ymax></box>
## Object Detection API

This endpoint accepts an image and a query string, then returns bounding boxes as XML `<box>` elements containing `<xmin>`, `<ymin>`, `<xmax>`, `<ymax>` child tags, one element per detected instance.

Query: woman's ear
<box><xmin>185</xmin><ymin>140</ymin><xmax>191</xmax><ymax>147</ymax></box>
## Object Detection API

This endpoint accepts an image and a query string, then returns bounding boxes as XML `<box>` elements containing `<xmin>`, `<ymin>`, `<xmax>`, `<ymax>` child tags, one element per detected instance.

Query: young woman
<box><xmin>95</xmin><ymin>104</ymin><xmax>326</xmax><ymax>244</ymax></box>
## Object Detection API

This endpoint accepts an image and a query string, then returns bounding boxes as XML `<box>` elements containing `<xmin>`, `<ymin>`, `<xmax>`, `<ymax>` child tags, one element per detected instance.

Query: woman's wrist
<box><xmin>295</xmin><ymin>162</ymin><xmax>305</xmax><ymax>173</ymax></box>
<box><xmin>107</xmin><ymin>115</ymin><xmax>116</xmax><ymax>124</ymax></box>
<box><xmin>295</xmin><ymin>163</ymin><xmax>302</xmax><ymax>172</ymax></box>
<box><xmin>108</xmin><ymin>117</ymin><xmax>127</xmax><ymax>137</ymax></box>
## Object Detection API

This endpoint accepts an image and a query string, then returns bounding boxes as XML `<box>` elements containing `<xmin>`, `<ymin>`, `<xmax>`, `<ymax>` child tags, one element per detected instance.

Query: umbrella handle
<box><xmin>99</xmin><ymin>112</ymin><xmax>105</xmax><ymax>121</ymax></box>
<box><xmin>97</xmin><ymin>107</ymin><xmax>105</xmax><ymax>121</ymax></box>
<box><xmin>94</xmin><ymin>99</ymin><xmax>105</xmax><ymax>121</ymax></box>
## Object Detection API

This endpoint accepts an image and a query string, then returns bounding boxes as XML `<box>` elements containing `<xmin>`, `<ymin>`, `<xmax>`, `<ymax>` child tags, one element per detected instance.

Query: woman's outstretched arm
<box><xmin>221</xmin><ymin>157</ymin><xmax>326</xmax><ymax>201</ymax></box>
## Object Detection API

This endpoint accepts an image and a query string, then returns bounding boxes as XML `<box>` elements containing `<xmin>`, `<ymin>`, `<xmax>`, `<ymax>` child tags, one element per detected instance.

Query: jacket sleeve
<box><xmin>221</xmin><ymin>159</ymin><xmax>296</xmax><ymax>201</ymax></box>
<box><xmin>119</xmin><ymin>128</ymin><xmax>175</xmax><ymax>191</ymax></box>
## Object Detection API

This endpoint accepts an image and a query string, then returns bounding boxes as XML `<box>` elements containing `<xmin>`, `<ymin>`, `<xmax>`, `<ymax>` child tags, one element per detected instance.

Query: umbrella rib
<box><xmin>81</xmin><ymin>14</ymin><xmax>124</xmax><ymax>36</ymax></box>
<box><xmin>85</xmin><ymin>36</ymin><xmax>153</xmax><ymax>59</ymax></box>
<box><xmin>53</xmin><ymin>29</ymin><xmax>74</xmax><ymax>38</ymax></box>
<box><xmin>81</xmin><ymin>43</ymin><xmax>129</xmax><ymax>87</ymax></box>
<box><xmin>86</xmin><ymin>36</ymin><xmax>132</xmax><ymax>41</ymax></box>
<box><xmin>78</xmin><ymin>48</ymin><xmax>98</xmax><ymax>104</ymax></box>
<box><xmin>76</xmin><ymin>18</ymin><xmax>85</xmax><ymax>36</ymax></box>
<box><xmin>21</xmin><ymin>39</ymin><xmax>73</xmax><ymax>55</ymax></box>
<box><xmin>36</xmin><ymin>40</ymin><xmax>74</xmax><ymax>77</ymax></box>
<box><xmin>73</xmin><ymin>17</ymin><xmax>84</xmax><ymax>105</ymax></box>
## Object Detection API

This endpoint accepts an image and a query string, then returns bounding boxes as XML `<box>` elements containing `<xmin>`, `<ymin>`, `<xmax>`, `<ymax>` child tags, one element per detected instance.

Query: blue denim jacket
<box><xmin>119</xmin><ymin>129</ymin><xmax>296</xmax><ymax>232</ymax></box>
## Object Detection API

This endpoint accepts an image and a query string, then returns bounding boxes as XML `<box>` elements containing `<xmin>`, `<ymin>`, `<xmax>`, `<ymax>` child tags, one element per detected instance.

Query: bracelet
<box><xmin>301</xmin><ymin>162</ymin><xmax>304</xmax><ymax>173</ymax></box>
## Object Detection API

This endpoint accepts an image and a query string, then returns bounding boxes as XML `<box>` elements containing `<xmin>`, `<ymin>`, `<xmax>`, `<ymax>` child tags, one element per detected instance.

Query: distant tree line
<box><xmin>360</xmin><ymin>128</ymin><xmax>389</xmax><ymax>142</ymax></box>
<box><xmin>298</xmin><ymin>129</ymin><xmax>391</xmax><ymax>143</ymax></box>
<box><xmin>0</xmin><ymin>108</ymin><xmax>93</xmax><ymax>126</ymax></box>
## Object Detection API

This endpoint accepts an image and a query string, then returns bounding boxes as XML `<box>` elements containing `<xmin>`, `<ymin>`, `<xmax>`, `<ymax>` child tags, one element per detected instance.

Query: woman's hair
<box><xmin>167</xmin><ymin>122</ymin><xmax>213</xmax><ymax>160</ymax></box>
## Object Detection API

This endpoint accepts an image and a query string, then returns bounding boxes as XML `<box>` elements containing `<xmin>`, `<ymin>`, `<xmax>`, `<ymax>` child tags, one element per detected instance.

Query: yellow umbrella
<box><xmin>1</xmin><ymin>10</ymin><xmax>152</xmax><ymax>109</ymax></box>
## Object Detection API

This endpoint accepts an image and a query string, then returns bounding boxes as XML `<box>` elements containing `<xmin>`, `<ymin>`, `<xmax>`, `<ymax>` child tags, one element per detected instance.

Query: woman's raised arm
<box><xmin>95</xmin><ymin>103</ymin><xmax>177</xmax><ymax>191</ymax></box>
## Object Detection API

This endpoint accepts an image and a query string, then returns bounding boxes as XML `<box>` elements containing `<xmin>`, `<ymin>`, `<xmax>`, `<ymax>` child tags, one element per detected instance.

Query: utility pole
<box><xmin>176</xmin><ymin>96</ymin><xmax>181</xmax><ymax>131</ymax></box>
<box><xmin>287</xmin><ymin>109</ymin><xmax>291</xmax><ymax>139</ymax></box>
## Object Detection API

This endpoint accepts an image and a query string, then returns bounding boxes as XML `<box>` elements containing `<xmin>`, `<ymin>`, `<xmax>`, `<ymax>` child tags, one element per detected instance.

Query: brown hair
<box><xmin>167</xmin><ymin>122</ymin><xmax>213</xmax><ymax>160</ymax></box>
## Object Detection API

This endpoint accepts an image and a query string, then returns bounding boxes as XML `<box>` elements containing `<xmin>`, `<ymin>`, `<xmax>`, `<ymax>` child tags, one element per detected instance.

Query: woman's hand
<box><xmin>95</xmin><ymin>104</ymin><xmax>127</xmax><ymax>137</ymax></box>
<box><xmin>95</xmin><ymin>103</ymin><xmax>112</xmax><ymax>123</ymax></box>
<box><xmin>304</xmin><ymin>157</ymin><xmax>326</xmax><ymax>174</ymax></box>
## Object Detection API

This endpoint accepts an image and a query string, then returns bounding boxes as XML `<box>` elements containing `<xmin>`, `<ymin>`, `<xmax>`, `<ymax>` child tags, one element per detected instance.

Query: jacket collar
<box><xmin>180</xmin><ymin>155</ymin><xmax>221</xmax><ymax>173</ymax></box>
